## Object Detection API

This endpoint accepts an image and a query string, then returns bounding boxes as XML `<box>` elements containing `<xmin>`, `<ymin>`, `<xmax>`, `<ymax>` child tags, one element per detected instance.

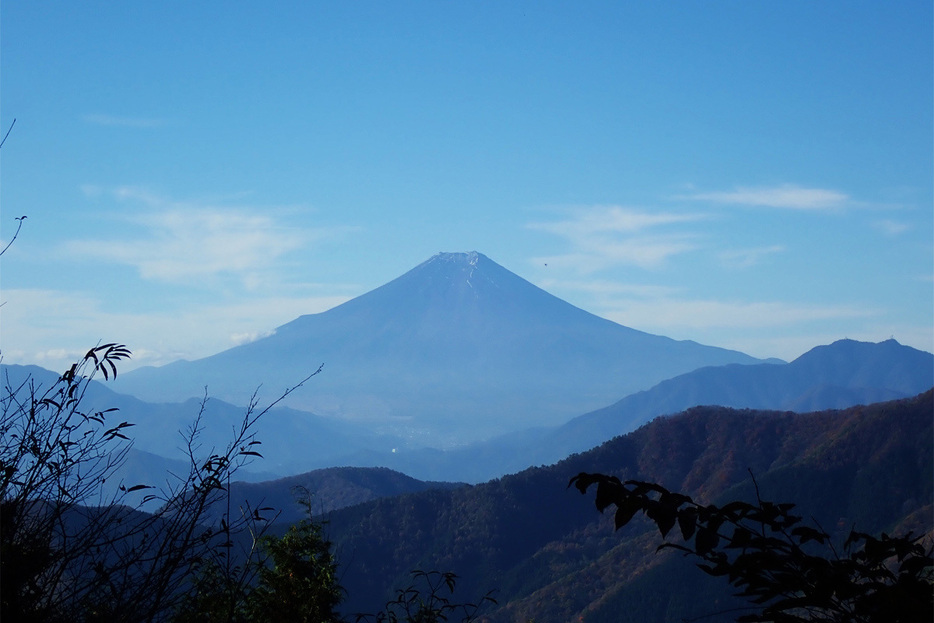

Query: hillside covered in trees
<box><xmin>325</xmin><ymin>391</ymin><xmax>933</xmax><ymax>622</ymax></box>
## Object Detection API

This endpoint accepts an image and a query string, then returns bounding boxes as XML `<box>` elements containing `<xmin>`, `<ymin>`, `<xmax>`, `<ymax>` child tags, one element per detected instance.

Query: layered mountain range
<box><xmin>6</xmin><ymin>334</ymin><xmax>929</xmax><ymax>485</ymax></box>
<box><xmin>112</xmin><ymin>252</ymin><xmax>764</xmax><ymax>445</ymax></box>
<box><xmin>8</xmin><ymin>251</ymin><xmax>933</xmax><ymax>484</ymax></box>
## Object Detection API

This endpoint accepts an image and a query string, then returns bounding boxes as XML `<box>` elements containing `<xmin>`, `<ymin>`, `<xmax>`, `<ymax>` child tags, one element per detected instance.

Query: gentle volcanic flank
<box><xmin>113</xmin><ymin>252</ymin><xmax>764</xmax><ymax>446</ymax></box>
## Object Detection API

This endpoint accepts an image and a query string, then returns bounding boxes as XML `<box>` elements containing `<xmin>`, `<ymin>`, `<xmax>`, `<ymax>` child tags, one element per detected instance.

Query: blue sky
<box><xmin>1</xmin><ymin>1</ymin><xmax>931</xmax><ymax>372</ymax></box>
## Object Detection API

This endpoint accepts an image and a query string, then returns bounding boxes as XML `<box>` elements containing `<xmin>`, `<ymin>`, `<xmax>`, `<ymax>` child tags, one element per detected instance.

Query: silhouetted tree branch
<box><xmin>0</xmin><ymin>345</ymin><xmax>322</xmax><ymax>622</ymax></box>
<box><xmin>0</xmin><ymin>215</ymin><xmax>26</xmax><ymax>258</ymax></box>
<box><xmin>354</xmin><ymin>570</ymin><xmax>497</xmax><ymax>623</ymax></box>
<box><xmin>0</xmin><ymin>118</ymin><xmax>15</xmax><ymax>150</ymax></box>
<box><xmin>570</xmin><ymin>472</ymin><xmax>933</xmax><ymax>623</ymax></box>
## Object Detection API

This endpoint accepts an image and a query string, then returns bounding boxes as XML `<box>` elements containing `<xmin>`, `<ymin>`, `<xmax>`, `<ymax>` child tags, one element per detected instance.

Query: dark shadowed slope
<box><xmin>113</xmin><ymin>252</ymin><xmax>762</xmax><ymax>445</ymax></box>
<box><xmin>326</xmin><ymin>391</ymin><xmax>933</xmax><ymax>622</ymax></box>
<box><xmin>207</xmin><ymin>466</ymin><xmax>466</xmax><ymax>526</ymax></box>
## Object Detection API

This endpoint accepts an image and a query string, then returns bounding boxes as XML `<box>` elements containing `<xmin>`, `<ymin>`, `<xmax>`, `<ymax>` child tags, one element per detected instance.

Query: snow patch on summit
<box><xmin>431</xmin><ymin>250</ymin><xmax>481</xmax><ymax>264</ymax></box>
<box><xmin>430</xmin><ymin>251</ymin><xmax>484</xmax><ymax>290</ymax></box>
<box><xmin>464</xmin><ymin>252</ymin><xmax>479</xmax><ymax>289</ymax></box>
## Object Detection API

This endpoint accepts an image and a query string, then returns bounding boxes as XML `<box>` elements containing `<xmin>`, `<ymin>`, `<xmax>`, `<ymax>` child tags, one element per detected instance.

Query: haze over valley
<box><xmin>4</xmin><ymin>253</ymin><xmax>930</xmax><ymax>485</ymax></box>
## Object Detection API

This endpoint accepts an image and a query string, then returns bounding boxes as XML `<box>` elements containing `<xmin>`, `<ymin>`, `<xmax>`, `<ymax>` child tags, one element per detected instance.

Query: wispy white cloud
<box><xmin>527</xmin><ymin>276</ymin><xmax>906</xmax><ymax>360</ymax></box>
<box><xmin>0</xmin><ymin>288</ymin><xmax>353</xmax><ymax>372</ymax></box>
<box><xmin>682</xmin><ymin>184</ymin><xmax>849</xmax><ymax>210</ymax></box>
<box><xmin>64</xmin><ymin>187</ymin><xmax>345</xmax><ymax>287</ymax></box>
<box><xmin>872</xmin><ymin>219</ymin><xmax>911</xmax><ymax>236</ymax></box>
<box><xmin>545</xmin><ymin>276</ymin><xmax>876</xmax><ymax>331</ymax></box>
<box><xmin>718</xmin><ymin>245</ymin><xmax>785</xmax><ymax>268</ymax></box>
<box><xmin>65</xmin><ymin>209</ymin><xmax>302</xmax><ymax>285</ymax></box>
<box><xmin>530</xmin><ymin>206</ymin><xmax>699</xmax><ymax>236</ymax></box>
<box><xmin>600</xmin><ymin>297</ymin><xmax>875</xmax><ymax>330</ymax></box>
<box><xmin>528</xmin><ymin>206</ymin><xmax>704</xmax><ymax>271</ymax></box>
<box><xmin>230</xmin><ymin>330</ymin><xmax>276</xmax><ymax>346</ymax></box>
<box><xmin>596</xmin><ymin>295</ymin><xmax>888</xmax><ymax>361</ymax></box>
<box><xmin>532</xmin><ymin>237</ymin><xmax>699</xmax><ymax>272</ymax></box>
<box><xmin>82</xmin><ymin>114</ymin><xmax>169</xmax><ymax>128</ymax></box>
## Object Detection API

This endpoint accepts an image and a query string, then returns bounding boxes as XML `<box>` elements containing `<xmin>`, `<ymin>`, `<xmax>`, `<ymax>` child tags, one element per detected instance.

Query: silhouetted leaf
<box><xmin>791</xmin><ymin>525</ymin><xmax>828</xmax><ymax>545</ymax></box>
<box><xmin>594</xmin><ymin>480</ymin><xmax>623</xmax><ymax>513</ymax></box>
<box><xmin>728</xmin><ymin>526</ymin><xmax>752</xmax><ymax>549</ymax></box>
<box><xmin>614</xmin><ymin>497</ymin><xmax>641</xmax><ymax>530</ymax></box>
<box><xmin>695</xmin><ymin>525</ymin><xmax>720</xmax><ymax>556</ymax></box>
<box><xmin>646</xmin><ymin>499</ymin><xmax>677</xmax><ymax>538</ymax></box>
<box><xmin>677</xmin><ymin>507</ymin><xmax>698</xmax><ymax>541</ymax></box>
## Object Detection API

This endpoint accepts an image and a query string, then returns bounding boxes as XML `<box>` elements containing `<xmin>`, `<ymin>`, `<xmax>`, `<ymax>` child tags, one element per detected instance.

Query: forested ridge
<box><xmin>326</xmin><ymin>391</ymin><xmax>933</xmax><ymax>621</ymax></box>
<box><xmin>207</xmin><ymin>466</ymin><xmax>466</xmax><ymax>526</ymax></box>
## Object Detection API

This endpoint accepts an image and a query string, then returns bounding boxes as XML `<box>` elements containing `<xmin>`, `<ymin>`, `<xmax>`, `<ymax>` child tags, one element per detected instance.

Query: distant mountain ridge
<box><xmin>307</xmin><ymin>338</ymin><xmax>934</xmax><ymax>482</ymax></box>
<box><xmin>0</xmin><ymin>363</ymin><xmax>408</xmax><ymax>478</ymax></box>
<box><xmin>113</xmin><ymin>251</ymin><xmax>764</xmax><ymax>445</ymax></box>
<box><xmin>540</xmin><ymin>337</ymin><xmax>934</xmax><ymax>460</ymax></box>
<box><xmin>213</xmin><ymin>466</ymin><xmax>465</xmax><ymax>526</ymax></box>
<box><xmin>7</xmin><ymin>337</ymin><xmax>929</xmax><ymax>485</ymax></box>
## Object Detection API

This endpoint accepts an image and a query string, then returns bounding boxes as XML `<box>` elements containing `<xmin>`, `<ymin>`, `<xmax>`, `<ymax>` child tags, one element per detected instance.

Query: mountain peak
<box><xmin>114</xmin><ymin>251</ymin><xmax>764</xmax><ymax>444</ymax></box>
<box><xmin>430</xmin><ymin>251</ymin><xmax>482</xmax><ymax>265</ymax></box>
<box><xmin>391</xmin><ymin>251</ymin><xmax>515</xmax><ymax>302</ymax></box>
<box><xmin>792</xmin><ymin>337</ymin><xmax>916</xmax><ymax>364</ymax></box>
<box><xmin>416</xmin><ymin>251</ymin><xmax>488</xmax><ymax>282</ymax></box>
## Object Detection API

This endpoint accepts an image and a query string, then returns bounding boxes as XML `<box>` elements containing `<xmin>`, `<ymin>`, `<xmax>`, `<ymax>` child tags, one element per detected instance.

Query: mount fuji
<box><xmin>113</xmin><ymin>252</ymin><xmax>765</xmax><ymax>446</ymax></box>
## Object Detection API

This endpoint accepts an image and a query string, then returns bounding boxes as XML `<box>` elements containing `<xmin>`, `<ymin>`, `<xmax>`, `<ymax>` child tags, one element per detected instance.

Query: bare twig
<box><xmin>0</xmin><ymin>215</ymin><xmax>26</xmax><ymax>257</ymax></box>
<box><xmin>0</xmin><ymin>118</ymin><xmax>16</xmax><ymax>150</ymax></box>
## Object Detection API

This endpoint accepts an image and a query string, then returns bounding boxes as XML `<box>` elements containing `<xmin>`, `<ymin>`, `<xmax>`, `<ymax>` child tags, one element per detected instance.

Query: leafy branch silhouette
<box><xmin>570</xmin><ymin>472</ymin><xmax>933</xmax><ymax>623</ymax></box>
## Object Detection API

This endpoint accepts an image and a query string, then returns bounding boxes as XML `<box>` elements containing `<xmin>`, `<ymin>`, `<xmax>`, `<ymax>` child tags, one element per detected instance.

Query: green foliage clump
<box><xmin>248</xmin><ymin>517</ymin><xmax>343</xmax><ymax>622</ymax></box>
<box><xmin>175</xmin><ymin>512</ymin><xmax>343</xmax><ymax>623</ymax></box>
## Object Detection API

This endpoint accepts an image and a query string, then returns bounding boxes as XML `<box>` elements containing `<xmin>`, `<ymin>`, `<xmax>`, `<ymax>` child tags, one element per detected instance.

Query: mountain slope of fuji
<box><xmin>113</xmin><ymin>252</ymin><xmax>763</xmax><ymax>445</ymax></box>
